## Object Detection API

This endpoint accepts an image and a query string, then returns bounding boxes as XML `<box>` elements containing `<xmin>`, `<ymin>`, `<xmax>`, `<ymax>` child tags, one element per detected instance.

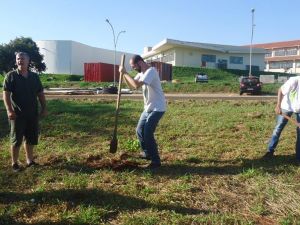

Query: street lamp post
<box><xmin>105</xmin><ymin>19</ymin><xmax>126</xmax><ymax>86</ymax></box>
<box><xmin>249</xmin><ymin>8</ymin><xmax>255</xmax><ymax>77</ymax></box>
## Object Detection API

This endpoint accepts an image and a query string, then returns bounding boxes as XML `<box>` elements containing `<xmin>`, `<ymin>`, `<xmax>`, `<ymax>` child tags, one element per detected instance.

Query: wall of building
<box><xmin>241</xmin><ymin>53</ymin><xmax>265</xmax><ymax>71</ymax></box>
<box><xmin>37</xmin><ymin>40</ymin><xmax>72</xmax><ymax>74</ymax></box>
<box><xmin>265</xmin><ymin>64</ymin><xmax>300</xmax><ymax>74</ymax></box>
<box><xmin>264</xmin><ymin>48</ymin><xmax>300</xmax><ymax>74</ymax></box>
<box><xmin>253</xmin><ymin>41</ymin><xmax>300</xmax><ymax>74</ymax></box>
<box><xmin>265</xmin><ymin>60</ymin><xmax>300</xmax><ymax>74</ymax></box>
<box><xmin>36</xmin><ymin>40</ymin><xmax>135</xmax><ymax>75</ymax></box>
<box><xmin>152</xmin><ymin>47</ymin><xmax>265</xmax><ymax>71</ymax></box>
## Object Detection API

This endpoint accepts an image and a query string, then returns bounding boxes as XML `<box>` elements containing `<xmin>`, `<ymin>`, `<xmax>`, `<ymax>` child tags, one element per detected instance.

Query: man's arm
<box><xmin>275</xmin><ymin>87</ymin><xmax>284</xmax><ymax>115</ymax></box>
<box><xmin>123</xmin><ymin>73</ymin><xmax>144</xmax><ymax>89</ymax></box>
<box><xmin>38</xmin><ymin>92</ymin><xmax>47</xmax><ymax>117</ymax></box>
<box><xmin>3</xmin><ymin>91</ymin><xmax>16</xmax><ymax>120</ymax></box>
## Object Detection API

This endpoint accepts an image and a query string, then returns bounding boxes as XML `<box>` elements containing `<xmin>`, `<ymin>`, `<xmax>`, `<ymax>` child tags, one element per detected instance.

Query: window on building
<box><xmin>269</xmin><ymin>62</ymin><xmax>280</xmax><ymax>69</ymax></box>
<box><xmin>274</xmin><ymin>49</ymin><xmax>285</xmax><ymax>56</ymax></box>
<box><xmin>286</xmin><ymin>48</ymin><xmax>298</xmax><ymax>56</ymax></box>
<box><xmin>229</xmin><ymin>56</ymin><xmax>243</xmax><ymax>64</ymax></box>
<box><xmin>265</xmin><ymin>50</ymin><xmax>272</xmax><ymax>57</ymax></box>
<box><xmin>246</xmin><ymin>65</ymin><xmax>259</xmax><ymax>71</ymax></box>
<box><xmin>201</xmin><ymin>54</ymin><xmax>216</xmax><ymax>63</ymax></box>
<box><xmin>161</xmin><ymin>53</ymin><xmax>174</xmax><ymax>63</ymax></box>
<box><xmin>217</xmin><ymin>59</ymin><xmax>228</xmax><ymax>69</ymax></box>
<box><xmin>296</xmin><ymin>61</ymin><xmax>300</xmax><ymax>68</ymax></box>
<box><xmin>269</xmin><ymin>61</ymin><xmax>293</xmax><ymax>69</ymax></box>
<box><xmin>284</xmin><ymin>61</ymin><xmax>293</xmax><ymax>68</ymax></box>
<box><xmin>148</xmin><ymin>52</ymin><xmax>175</xmax><ymax>63</ymax></box>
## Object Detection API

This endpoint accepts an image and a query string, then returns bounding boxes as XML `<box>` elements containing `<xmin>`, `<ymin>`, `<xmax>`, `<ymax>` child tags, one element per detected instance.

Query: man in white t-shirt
<box><xmin>264</xmin><ymin>76</ymin><xmax>300</xmax><ymax>162</ymax></box>
<box><xmin>119</xmin><ymin>55</ymin><xmax>166</xmax><ymax>169</ymax></box>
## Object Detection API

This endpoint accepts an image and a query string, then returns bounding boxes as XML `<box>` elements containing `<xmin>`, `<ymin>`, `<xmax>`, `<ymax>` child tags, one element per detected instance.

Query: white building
<box><xmin>142</xmin><ymin>38</ymin><xmax>266</xmax><ymax>71</ymax></box>
<box><xmin>36</xmin><ymin>40</ymin><xmax>135</xmax><ymax>75</ymax></box>
<box><xmin>252</xmin><ymin>40</ymin><xmax>300</xmax><ymax>74</ymax></box>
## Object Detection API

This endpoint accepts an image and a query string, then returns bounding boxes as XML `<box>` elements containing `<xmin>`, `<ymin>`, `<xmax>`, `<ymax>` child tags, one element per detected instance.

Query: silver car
<box><xmin>195</xmin><ymin>73</ymin><xmax>208</xmax><ymax>83</ymax></box>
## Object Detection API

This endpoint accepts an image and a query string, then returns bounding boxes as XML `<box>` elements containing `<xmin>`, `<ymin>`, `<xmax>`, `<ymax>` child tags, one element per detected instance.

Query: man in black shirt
<box><xmin>3</xmin><ymin>52</ymin><xmax>47</xmax><ymax>172</ymax></box>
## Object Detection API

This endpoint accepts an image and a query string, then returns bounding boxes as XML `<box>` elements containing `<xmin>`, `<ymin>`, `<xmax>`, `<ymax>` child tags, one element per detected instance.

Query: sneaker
<box><xmin>26</xmin><ymin>161</ymin><xmax>39</xmax><ymax>168</ymax></box>
<box><xmin>139</xmin><ymin>152</ymin><xmax>151</xmax><ymax>160</ymax></box>
<box><xmin>262</xmin><ymin>151</ymin><xmax>274</xmax><ymax>159</ymax></box>
<box><xmin>144</xmin><ymin>162</ymin><xmax>161</xmax><ymax>170</ymax></box>
<box><xmin>12</xmin><ymin>163</ymin><xmax>21</xmax><ymax>172</ymax></box>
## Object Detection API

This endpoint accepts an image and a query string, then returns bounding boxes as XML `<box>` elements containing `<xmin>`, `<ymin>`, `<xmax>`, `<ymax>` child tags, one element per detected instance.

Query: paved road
<box><xmin>0</xmin><ymin>92</ymin><xmax>277</xmax><ymax>101</ymax></box>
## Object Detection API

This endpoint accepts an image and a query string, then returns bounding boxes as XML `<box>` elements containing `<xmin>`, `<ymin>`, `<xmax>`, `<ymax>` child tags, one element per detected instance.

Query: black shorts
<box><xmin>10</xmin><ymin>116</ymin><xmax>39</xmax><ymax>146</ymax></box>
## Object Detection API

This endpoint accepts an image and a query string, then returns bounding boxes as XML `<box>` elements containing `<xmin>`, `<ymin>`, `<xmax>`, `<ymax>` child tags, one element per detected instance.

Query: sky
<box><xmin>1</xmin><ymin>0</ymin><xmax>300</xmax><ymax>54</ymax></box>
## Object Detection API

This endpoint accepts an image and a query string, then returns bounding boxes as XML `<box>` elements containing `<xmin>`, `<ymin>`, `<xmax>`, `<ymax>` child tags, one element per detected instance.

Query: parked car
<box><xmin>239</xmin><ymin>76</ymin><xmax>262</xmax><ymax>95</ymax></box>
<box><xmin>195</xmin><ymin>73</ymin><xmax>208</xmax><ymax>83</ymax></box>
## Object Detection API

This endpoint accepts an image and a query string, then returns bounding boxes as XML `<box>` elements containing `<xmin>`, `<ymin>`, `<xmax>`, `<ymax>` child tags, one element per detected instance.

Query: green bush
<box><xmin>65</xmin><ymin>75</ymin><xmax>82</xmax><ymax>81</ymax></box>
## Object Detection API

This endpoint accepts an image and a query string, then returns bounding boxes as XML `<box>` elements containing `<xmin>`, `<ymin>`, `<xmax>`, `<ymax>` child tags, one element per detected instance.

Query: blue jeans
<box><xmin>267</xmin><ymin>109</ymin><xmax>300</xmax><ymax>160</ymax></box>
<box><xmin>136</xmin><ymin>110</ymin><xmax>165</xmax><ymax>164</ymax></box>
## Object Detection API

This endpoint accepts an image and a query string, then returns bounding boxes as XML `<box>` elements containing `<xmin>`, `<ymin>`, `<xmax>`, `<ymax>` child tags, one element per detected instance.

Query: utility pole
<box><xmin>249</xmin><ymin>8</ymin><xmax>255</xmax><ymax>77</ymax></box>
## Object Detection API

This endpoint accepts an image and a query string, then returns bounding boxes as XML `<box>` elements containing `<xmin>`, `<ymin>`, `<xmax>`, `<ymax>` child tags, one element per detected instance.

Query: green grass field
<box><xmin>1</xmin><ymin>98</ymin><xmax>300</xmax><ymax>224</ymax></box>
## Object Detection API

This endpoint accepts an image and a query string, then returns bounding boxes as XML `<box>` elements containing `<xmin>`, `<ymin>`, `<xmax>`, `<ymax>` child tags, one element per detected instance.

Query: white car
<box><xmin>195</xmin><ymin>73</ymin><xmax>208</xmax><ymax>83</ymax></box>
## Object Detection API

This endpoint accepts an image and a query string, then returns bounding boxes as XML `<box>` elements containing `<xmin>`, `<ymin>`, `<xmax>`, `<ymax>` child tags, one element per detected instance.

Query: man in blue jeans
<box><xmin>119</xmin><ymin>55</ymin><xmax>166</xmax><ymax>169</ymax></box>
<box><xmin>264</xmin><ymin>76</ymin><xmax>300</xmax><ymax>162</ymax></box>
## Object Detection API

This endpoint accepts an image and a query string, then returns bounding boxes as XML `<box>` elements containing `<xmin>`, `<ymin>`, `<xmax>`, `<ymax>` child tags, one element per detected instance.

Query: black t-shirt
<box><xmin>3</xmin><ymin>70</ymin><xmax>43</xmax><ymax>117</ymax></box>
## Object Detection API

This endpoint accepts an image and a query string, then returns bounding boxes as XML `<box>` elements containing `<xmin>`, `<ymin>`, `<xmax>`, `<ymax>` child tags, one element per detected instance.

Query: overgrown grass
<box><xmin>164</xmin><ymin>66</ymin><xmax>289</xmax><ymax>94</ymax></box>
<box><xmin>172</xmin><ymin>66</ymin><xmax>293</xmax><ymax>82</ymax></box>
<box><xmin>1</xmin><ymin>98</ymin><xmax>300</xmax><ymax>224</ymax></box>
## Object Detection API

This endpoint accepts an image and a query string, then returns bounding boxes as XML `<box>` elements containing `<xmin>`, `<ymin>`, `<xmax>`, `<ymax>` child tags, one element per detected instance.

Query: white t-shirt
<box><xmin>134</xmin><ymin>67</ymin><xmax>166</xmax><ymax>112</ymax></box>
<box><xmin>281</xmin><ymin>76</ymin><xmax>300</xmax><ymax>112</ymax></box>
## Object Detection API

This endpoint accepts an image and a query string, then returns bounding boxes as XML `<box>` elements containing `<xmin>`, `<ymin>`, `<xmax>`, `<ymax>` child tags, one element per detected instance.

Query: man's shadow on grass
<box><xmin>0</xmin><ymin>188</ymin><xmax>210</xmax><ymax>225</ymax></box>
<box><xmin>154</xmin><ymin>154</ymin><xmax>298</xmax><ymax>178</ymax></box>
<box><xmin>40</xmin><ymin>153</ymin><xmax>299</xmax><ymax>178</ymax></box>
<box><xmin>2</xmin><ymin>153</ymin><xmax>295</xmax><ymax>181</ymax></box>
<box><xmin>0</xmin><ymin>215</ymin><xmax>72</xmax><ymax>225</ymax></box>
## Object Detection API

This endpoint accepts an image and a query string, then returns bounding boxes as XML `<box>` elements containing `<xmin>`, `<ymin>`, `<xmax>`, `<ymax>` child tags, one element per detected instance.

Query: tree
<box><xmin>0</xmin><ymin>45</ymin><xmax>11</xmax><ymax>75</ymax></box>
<box><xmin>0</xmin><ymin>37</ymin><xmax>46</xmax><ymax>75</ymax></box>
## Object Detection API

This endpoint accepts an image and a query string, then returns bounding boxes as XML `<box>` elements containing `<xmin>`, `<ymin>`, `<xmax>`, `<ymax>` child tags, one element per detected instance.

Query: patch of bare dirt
<box><xmin>42</xmin><ymin>155</ymin><xmax>66</xmax><ymax>166</ymax></box>
<box><xmin>231</xmin><ymin>122</ymin><xmax>247</xmax><ymax>132</ymax></box>
<box><xmin>254</xmin><ymin>216</ymin><xmax>276</xmax><ymax>225</ymax></box>
<box><xmin>247</xmin><ymin>112</ymin><xmax>263</xmax><ymax>118</ymax></box>
<box><xmin>86</xmin><ymin>154</ymin><xmax>141</xmax><ymax>171</ymax></box>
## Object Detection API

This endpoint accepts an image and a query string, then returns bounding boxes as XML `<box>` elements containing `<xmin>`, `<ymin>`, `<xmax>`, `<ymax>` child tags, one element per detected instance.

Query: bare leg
<box><xmin>11</xmin><ymin>145</ymin><xmax>21</xmax><ymax>165</ymax></box>
<box><xmin>24</xmin><ymin>143</ymin><xmax>34</xmax><ymax>164</ymax></box>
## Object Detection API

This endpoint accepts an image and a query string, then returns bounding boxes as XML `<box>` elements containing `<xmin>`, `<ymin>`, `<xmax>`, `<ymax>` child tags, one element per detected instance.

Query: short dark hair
<box><xmin>15</xmin><ymin>51</ymin><xmax>30</xmax><ymax>59</ymax></box>
<box><xmin>131</xmin><ymin>55</ymin><xmax>144</xmax><ymax>64</ymax></box>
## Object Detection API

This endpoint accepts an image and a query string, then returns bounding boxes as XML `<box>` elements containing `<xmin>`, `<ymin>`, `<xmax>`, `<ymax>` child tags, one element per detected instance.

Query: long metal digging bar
<box><xmin>281</xmin><ymin>113</ymin><xmax>300</xmax><ymax>128</ymax></box>
<box><xmin>109</xmin><ymin>54</ymin><xmax>125</xmax><ymax>153</ymax></box>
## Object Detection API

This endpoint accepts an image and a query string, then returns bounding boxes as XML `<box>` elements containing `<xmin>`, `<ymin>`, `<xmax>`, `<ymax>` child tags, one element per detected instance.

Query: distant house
<box><xmin>36</xmin><ymin>40</ymin><xmax>135</xmax><ymax>75</ymax></box>
<box><xmin>142</xmin><ymin>38</ymin><xmax>266</xmax><ymax>71</ymax></box>
<box><xmin>252</xmin><ymin>40</ymin><xmax>300</xmax><ymax>74</ymax></box>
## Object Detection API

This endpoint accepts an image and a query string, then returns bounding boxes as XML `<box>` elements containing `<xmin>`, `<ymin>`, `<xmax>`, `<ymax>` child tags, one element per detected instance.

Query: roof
<box><xmin>251</xmin><ymin>40</ymin><xmax>300</xmax><ymax>49</ymax></box>
<box><xmin>36</xmin><ymin>40</ymin><xmax>136</xmax><ymax>54</ymax></box>
<box><xmin>142</xmin><ymin>38</ymin><xmax>266</xmax><ymax>58</ymax></box>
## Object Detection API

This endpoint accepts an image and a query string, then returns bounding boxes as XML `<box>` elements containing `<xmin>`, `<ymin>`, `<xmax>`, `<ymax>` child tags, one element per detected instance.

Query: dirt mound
<box><xmin>86</xmin><ymin>154</ymin><xmax>141</xmax><ymax>171</ymax></box>
<box><xmin>42</xmin><ymin>155</ymin><xmax>66</xmax><ymax>166</ymax></box>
